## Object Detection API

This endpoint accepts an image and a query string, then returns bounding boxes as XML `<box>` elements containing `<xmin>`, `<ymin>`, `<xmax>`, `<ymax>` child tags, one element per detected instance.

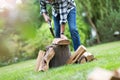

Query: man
<box><xmin>40</xmin><ymin>0</ymin><xmax>81</xmax><ymax>51</ymax></box>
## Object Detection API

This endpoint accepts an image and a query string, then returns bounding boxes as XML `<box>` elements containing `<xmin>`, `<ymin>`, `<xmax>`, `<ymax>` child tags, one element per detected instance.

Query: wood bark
<box><xmin>49</xmin><ymin>38</ymin><xmax>71</xmax><ymax>67</ymax></box>
<box><xmin>49</xmin><ymin>44</ymin><xmax>71</xmax><ymax>68</ymax></box>
<box><xmin>39</xmin><ymin>47</ymin><xmax>55</xmax><ymax>71</ymax></box>
<box><xmin>77</xmin><ymin>52</ymin><xmax>95</xmax><ymax>64</ymax></box>
<box><xmin>35</xmin><ymin>50</ymin><xmax>45</xmax><ymax>71</ymax></box>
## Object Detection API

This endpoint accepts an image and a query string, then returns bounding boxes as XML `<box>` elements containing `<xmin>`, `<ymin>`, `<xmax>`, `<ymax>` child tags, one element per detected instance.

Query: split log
<box><xmin>111</xmin><ymin>77</ymin><xmax>120</xmax><ymax>80</ymax></box>
<box><xmin>88</xmin><ymin>68</ymin><xmax>114</xmax><ymax>80</ymax></box>
<box><xmin>35</xmin><ymin>50</ymin><xmax>45</xmax><ymax>71</ymax></box>
<box><xmin>77</xmin><ymin>52</ymin><xmax>95</xmax><ymax>64</ymax></box>
<box><xmin>39</xmin><ymin>47</ymin><xmax>55</xmax><ymax>71</ymax></box>
<box><xmin>67</xmin><ymin>45</ymin><xmax>86</xmax><ymax>64</ymax></box>
<box><xmin>52</xmin><ymin>38</ymin><xmax>70</xmax><ymax>45</ymax></box>
<box><xmin>112</xmin><ymin>68</ymin><xmax>120</xmax><ymax>80</ymax></box>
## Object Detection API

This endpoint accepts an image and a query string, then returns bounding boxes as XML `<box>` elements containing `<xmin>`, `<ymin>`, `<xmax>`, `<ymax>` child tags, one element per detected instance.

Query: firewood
<box><xmin>77</xmin><ymin>55</ymin><xmax>87</xmax><ymax>64</ymax></box>
<box><xmin>35</xmin><ymin>50</ymin><xmax>45</xmax><ymax>72</ymax></box>
<box><xmin>78</xmin><ymin>52</ymin><xmax>95</xmax><ymax>64</ymax></box>
<box><xmin>39</xmin><ymin>47</ymin><xmax>55</xmax><ymax>71</ymax></box>
<box><xmin>67</xmin><ymin>45</ymin><xmax>86</xmax><ymax>64</ymax></box>
<box><xmin>52</xmin><ymin>38</ymin><xmax>70</xmax><ymax>45</ymax></box>
<box><xmin>84</xmin><ymin>52</ymin><xmax>95</xmax><ymax>61</ymax></box>
<box><xmin>111</xmin><ymin>77</ymin><xmax>120</xmax><ymax>80</ymax></box>
<box><xmin>112</xmin><ymin>68</ymin><xmax>120</xmax><ymax>80</ymax></box>
<box><xmin>37</xmin><ymin>38</ymin><xmax>71</xmax><ymax>71</ymax></box>
<box><xmin>114</xmin><ymin>68</ymin><xmax>120</xmax><ymax>78</ymax></box>
<box><xmin>88</xmin><ymin>68</ymin><xmax>120</xmax><ymax>80</ymax></box>
<box><xmin>88</xmin><ymin>68</ymin><xmax>114</xmax><ymax>80</ymax></box>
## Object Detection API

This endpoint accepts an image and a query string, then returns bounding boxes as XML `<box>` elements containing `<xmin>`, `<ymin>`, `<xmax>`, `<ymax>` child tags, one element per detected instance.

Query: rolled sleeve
<box><xmin>40</xmin><ymin>0</ymin><xmax>48</xmax><ymax>14</ymax></box>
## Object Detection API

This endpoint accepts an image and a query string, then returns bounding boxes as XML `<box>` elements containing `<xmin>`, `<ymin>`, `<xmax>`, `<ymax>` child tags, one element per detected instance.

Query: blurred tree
<box><xmin>79</xmin><ymin>0</ymin><xmax>120</xmax><ymax>43</ymax></box>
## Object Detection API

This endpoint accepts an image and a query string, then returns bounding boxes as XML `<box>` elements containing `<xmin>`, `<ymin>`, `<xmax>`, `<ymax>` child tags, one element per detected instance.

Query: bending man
<box><xmin>40</xmin><ymin>0</ymin><xmax>81</xmax><ymax>51</ymax></box>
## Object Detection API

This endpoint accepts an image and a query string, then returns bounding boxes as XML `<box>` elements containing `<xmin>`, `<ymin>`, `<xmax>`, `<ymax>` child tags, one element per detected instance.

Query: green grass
<box><xmin>0</xmin><ymin>41</ymin><xmax>120</xmax><ymax>80</ymax></box>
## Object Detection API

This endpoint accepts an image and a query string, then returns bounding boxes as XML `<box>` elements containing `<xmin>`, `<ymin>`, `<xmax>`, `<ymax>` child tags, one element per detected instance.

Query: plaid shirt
<box><xmin>40</xmin><ymin>0</ymin><xmax>76</xmax><ymax>24</ymax></box>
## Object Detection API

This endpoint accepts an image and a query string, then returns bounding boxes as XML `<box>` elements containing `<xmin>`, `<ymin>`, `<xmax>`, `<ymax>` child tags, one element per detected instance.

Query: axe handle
<box><xmin>48</xmin><ymin>21</ymin><xmax>55</xmax><ymax>38</ymax></box>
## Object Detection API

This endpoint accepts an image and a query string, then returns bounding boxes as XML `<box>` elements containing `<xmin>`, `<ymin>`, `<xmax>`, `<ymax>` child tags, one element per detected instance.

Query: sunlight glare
<box><xmin>0</xmin><ymin>0</ymin><xmax>22</xmax><ymax>9</ymax></box>
<box><xmin>16</xmin><ymin>0</ymin><xmax>22</xmax><ymax>4</ymax></box>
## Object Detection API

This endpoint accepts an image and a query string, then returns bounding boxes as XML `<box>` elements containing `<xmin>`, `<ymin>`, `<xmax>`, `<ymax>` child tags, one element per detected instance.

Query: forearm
<box><xmin>60</xmin><ymin>24</ymin><xmax>66</xmax><ymax>34</ymax></box>
<box><xmin>60</xmin><ymin>23</ymin><xmax>68</xmax><ymax>39</ymax></box>
<box><xmin>42</xmin><ymin>13</ymin><xmax>51</xmax><ymax>22</ymax></box>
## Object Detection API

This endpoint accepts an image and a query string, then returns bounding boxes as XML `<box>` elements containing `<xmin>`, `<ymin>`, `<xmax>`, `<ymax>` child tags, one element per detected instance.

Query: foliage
<box><xmin>97</xmin><ymin>11</ymin><xmax>120</xmax><ymax>42</ymax></box>
<box><xmin>0</xmin><ymin>0</ymin><xmax>41</xmax><ymax>66</ymax></box>
<box><xmin>0</xmin><ymin>41</ymin><xmax>120</xmax><ymax>80</ymax></box>
<box><xmin>79</xmin><ymin>0</ymin><xmax>120</xmax><ymax>23</ymax></box>
<box><xmin>79</xmin><ymin>0</ymin><xmax>120</xmax><ymax>43</ymax></box>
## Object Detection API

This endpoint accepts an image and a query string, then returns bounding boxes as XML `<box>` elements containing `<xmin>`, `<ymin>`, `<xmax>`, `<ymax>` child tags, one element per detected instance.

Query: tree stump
<box><xmin>35</xmin><ymin>38</ymin><xmax>71</xmax><ymax>71</ymax></box>
<box><xmin>49</xmin><ymin>38</ymin><xmax>71</xmax><ymax>68</ymax></box>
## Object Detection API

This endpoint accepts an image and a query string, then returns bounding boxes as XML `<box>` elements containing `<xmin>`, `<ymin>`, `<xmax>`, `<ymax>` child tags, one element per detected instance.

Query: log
<box><xmin>112</xmin><ymin>68</ymin><xmax>120</xmax><ymax>80</ymax></box>
<box><xmin>35</xmin><ymin>38</ymin><xmax>71</xmax><ymax>71</ymax></box>
<box><xmin>38</xmin><ymin>47</ymin><xmax>55</xmax><ymax>71</ymax></box>
<box><xmin>67</xmin><ymin>45</ymin><xmax>86</xmax><ymax>64</ymax></box>
<box><xmin>49</xmin><ymin>38</ymin><xmax>71</xmax><ymax>68</ymax></box>
<box><xmin>77</xmin><ymin>52</ymin><xmax>95</xmax><ymax>64</ymax></box>
<box><xmin>88</xmin><ymin>68</ymin><xmax>120</xmax><ymax>80</ymax></box>
<box><xmin>52</xmin><ymin>38</ymin><xmax>70</xmax><ymax>45</ymax></box>
<box><xmin>111</xmin><ymin>77</ymin><xmax>120</xmax><ymax>80</ymax></box>
<box><xmin>88</xmin><ymin>68</ymin><xmax>114</xmax><ymax>80</ymax></box>
<box><xmin>35</xmin><ymin>50</ymin><xmax>45</xmax><ymax>72</ymax></box>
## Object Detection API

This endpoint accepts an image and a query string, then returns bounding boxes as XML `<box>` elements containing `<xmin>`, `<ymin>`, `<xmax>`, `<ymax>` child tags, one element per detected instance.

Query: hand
<box><xmin>43</xmin><ymin>13</ymin><xmax>51</xmax><ymax>23</ymax></box>
<box><xmin>60</xmin><ymin>34</ymin><xmax>68</xmax><ymax>40</ymax></box>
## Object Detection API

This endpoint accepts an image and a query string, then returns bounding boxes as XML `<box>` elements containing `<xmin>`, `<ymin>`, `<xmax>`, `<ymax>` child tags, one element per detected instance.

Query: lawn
<box><xmin>0</xmin><ymin>41</ymin><xmax>120</xmax><ymax>80</ymax></box>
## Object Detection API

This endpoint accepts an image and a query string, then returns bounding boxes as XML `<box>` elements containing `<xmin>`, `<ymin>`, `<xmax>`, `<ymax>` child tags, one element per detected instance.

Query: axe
<box><xmin>48</xmin><ymin>21</ymin><xmax>55</xmax><ymax>38</ymax></box>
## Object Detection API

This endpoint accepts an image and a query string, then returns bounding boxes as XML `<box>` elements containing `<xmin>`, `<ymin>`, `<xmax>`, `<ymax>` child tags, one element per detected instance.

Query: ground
<box><xmin>0</xmin><ymin>41</ymin><xmax>120</xmax><ymax>80</ymax></box>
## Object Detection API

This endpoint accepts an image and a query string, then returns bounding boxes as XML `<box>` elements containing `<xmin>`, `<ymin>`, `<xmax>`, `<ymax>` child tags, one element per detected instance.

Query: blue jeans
<box><xmin>53</xmin><ymin>8</ymin><xmax>81</xmax><ymax>51</ymax></box>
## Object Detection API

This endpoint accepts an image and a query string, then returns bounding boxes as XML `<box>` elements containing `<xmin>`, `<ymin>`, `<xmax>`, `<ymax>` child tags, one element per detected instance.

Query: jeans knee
<box><xmin>71</xmin><ymin>28</ymin><xmax>79</xmax><ymax>35</ymax></box>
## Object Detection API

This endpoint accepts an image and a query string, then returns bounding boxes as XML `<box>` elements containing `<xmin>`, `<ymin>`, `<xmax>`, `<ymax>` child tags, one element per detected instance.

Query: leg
<box><xmin>67</xmin><ymin>8</ymin><xmax>81</xmax><ymax>51</ymax></box>
<box><xmin>53</xmin><ymin>15</ymin><xmax>60</xmax><ymax>38</ymax></box>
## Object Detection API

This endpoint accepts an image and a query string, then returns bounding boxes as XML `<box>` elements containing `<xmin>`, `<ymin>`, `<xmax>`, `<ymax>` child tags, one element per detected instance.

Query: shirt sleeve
<box><xmin>59</xmin><ymin>1</ymin><xmax>68</xmax><ymax>24</ymax></box>
<box><xmin>40</xmin><ymin>0</ymin><xmax>48</xmax><ymax>14</ymax></box>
